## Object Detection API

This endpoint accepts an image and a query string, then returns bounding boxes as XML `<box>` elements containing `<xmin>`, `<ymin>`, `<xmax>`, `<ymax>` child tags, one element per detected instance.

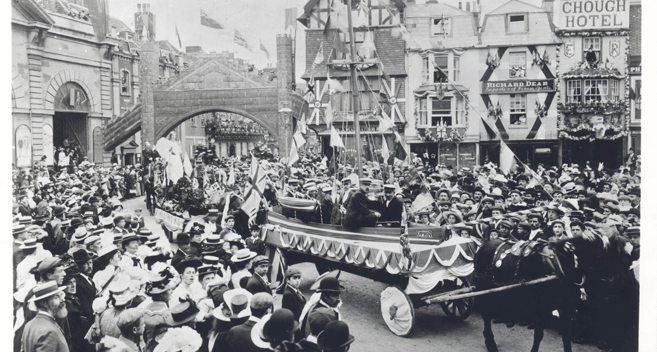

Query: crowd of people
<box><xmin>12</xmin><ymin>143</ymin><xmax>641</xmax><ymax>352</ymax></box>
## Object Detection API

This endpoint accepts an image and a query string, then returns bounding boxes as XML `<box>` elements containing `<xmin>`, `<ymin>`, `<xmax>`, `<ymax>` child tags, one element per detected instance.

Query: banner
<box><xmin>154</xmin><ymin>208</ymin><xmax>185</xmax><ymax>231</ymax></box>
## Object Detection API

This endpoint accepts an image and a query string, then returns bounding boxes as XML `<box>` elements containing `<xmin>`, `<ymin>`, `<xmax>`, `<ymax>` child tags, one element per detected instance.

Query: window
<box><xmin>453</xmin><ymin>56</ymin><xmax>461</xmax><ymax>82</ymax></box>
<box><xmin>567</xmin><ymin>80</ymin><xmax>582</xmax><ymax>103</ymax></box>
<box><xmin>509</xmin><ymin>52</ymin><xmax>526</xmax><ymax>78</ymax></box>
<box><xmin>422</xmin><ymin>57</ymin><xmax>431</xmax><ymax>84</ymax></box>
<box><xmin>329</xmin><ymin>78</ymin><xmax>379</xmax><ymax>116</ymax></box>
<box><xmin>610</xmin><ymin>79</ymin><xmax>620</xmax><ymax>102</ymax></box>
<box><xmin>191</xmin><ymin>117</ymin><xmax>197</xmax><ymax>128</ymax></box>
<box><xmin>431</xmin><ymin>98</ymin><xmax>452</xmax><ymax>126</ymax></box>
<box><xmin>121</xmin><ymin>70</ymin><xmax>131</xmax><ymax>96</ymax></box>
<box><xmin>510</xmin><ymin>94</ymin><xmax>526</xmax><ymax>125</ymax></box>
<box><xmin>455</xmin><ymin>98</ymin><xmax>465</xmax><ymax>126</ymax></box>
<box><xmin>417</xmin><ymin>98</ymin><xmax>429</xmax><ymax>126</ymax></box>
<box><xmin>431</xmin><ymin>17</ymin><xmax>451</xmax><ymax>36</ymax></box>
<box><xmin>433</xmin><ymin>54</ymin><xmax>449</xmax><ymax>83</ymax></box>
<box><xmin>507</xmin><ymin>14</ymin><xmax>527</xmax><ymax>32</ymax></box>
<box><xmin>584</xmin><ymin>79</ymin><xmax>608</xmax><ymax>102</ymax></box>
<box><xmin>583</xmin><ymin>37</ymin><xmax>601</xmax><ymax>62</ymax></box>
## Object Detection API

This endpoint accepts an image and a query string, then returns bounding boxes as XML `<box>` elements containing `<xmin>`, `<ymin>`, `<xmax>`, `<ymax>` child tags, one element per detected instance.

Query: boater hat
<box><xmin>29</xmin><ymin>281</ymin><xmax>66</xmax><ymax>303</ymax></box>
<box><xmin>230</xmin><ymin>248</ymin><xmax>257</xmax><ymax>263</ymax></box>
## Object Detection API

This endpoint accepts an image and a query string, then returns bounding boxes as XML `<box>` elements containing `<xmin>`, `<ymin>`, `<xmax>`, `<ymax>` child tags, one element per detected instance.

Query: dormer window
<box><xmin>431</xmin><ymin>17</ymin><xmax>451</xmax><ymax>36</ymax></box>
<box><xmin>507</xmin><ymin>14</ymin><xmax>527</xmax><ymax>33</ymax></box>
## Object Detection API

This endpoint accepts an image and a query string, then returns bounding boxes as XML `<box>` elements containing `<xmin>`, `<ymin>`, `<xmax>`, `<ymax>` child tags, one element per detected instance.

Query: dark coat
<box><xmin>380</xmin><ymin>196</ymin><xmax>404</xmax><ymax>223</ymax></box>
<box><xmin>343</xmin><ymin>189</ymin><xmax>373</xmax><ymax>228</ymax></box>
<box><xmin>281</xmin><ymin>286</ymin><xmax>306</xmax><ymax>322</ymax></box>
<box><xmin>245</xmin><ymin>274</ymin><xmax>272</xmax><ymax>295</ymax></box>
<box><xmin>298</xmin><ymin>339</ymin><xmax>322</xmax><ymax>352</ymax></box>
<box><xmin>65</xmin><ymin>294</ymin><xmax>94</xmax><ymax>352</ymax></box>
<box><xmin>74</xmin><ymin>273</ymin><xmax>97</xmax><ymax>323</ymax></box>
<box><xmin>21</xmin><ymin>313</ymin><xmax>69</xmax><ymax>352</ymax></box>
<box><xmin>226</xmin><ymin>319</ymin><xmax>268</xmax><ymax>352</ymax></box>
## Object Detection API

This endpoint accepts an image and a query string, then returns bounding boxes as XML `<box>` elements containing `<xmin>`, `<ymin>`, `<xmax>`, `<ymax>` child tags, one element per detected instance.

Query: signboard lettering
<box><xmin>154</xmin><ymin>208</ymin><xmax>185</xmax><ymax>231</ymax></box>
<box><xmin>482</xmin><ymin>79</ymin><xmax>556</xmax><ymax>94</ymax></box>
<box><xmin>555</xmin><ymin>0</ymin><xmax>629</xmax><ymax>30</ymax></box>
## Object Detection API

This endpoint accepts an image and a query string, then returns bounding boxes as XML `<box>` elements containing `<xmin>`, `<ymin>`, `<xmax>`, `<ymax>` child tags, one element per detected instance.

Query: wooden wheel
<box><xmin>380</xmin><ymin>286</ymin><xmax>415</xmax><ymax>337</ymax></box>
<box><xmin>440</xmin><ymin>278</ymin><xmax>473</xmax><ymax>321</ymax></box>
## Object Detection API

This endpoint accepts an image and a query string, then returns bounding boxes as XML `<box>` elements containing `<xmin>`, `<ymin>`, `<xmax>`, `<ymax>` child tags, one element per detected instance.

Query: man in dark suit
<box><xmin>380</xmin><ymin>185</ymin><xmax>403</xmax><ymax>226</ymax></box>
<box><xmin>245</xmin><ymin>256</ymin><xmax>276</xmax><ymax>295</ymax></box>
<box><xmin>72</xmin><ymin>250</ymin><xmax>97</xmax><ymax>352</ymax></box>
<box><xmin>226</xmin><ymin>293</ymin><xmax>272</xmax><ymax>352</ymax></box>
<box><xmin>343</xmin><ymin>178</ymin><xmax>380</xmax><ymax>230</ymax></box>
<box><xmin>22</xmin><ymin>281</ymin><xmax>70</xmax><ymax>352</ymax></box>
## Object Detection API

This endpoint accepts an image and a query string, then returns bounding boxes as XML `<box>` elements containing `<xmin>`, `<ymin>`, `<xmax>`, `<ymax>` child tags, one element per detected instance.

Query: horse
<box><xmin>474</xmin><ymin>228</ymin><xmax>638</xmax><ymax>352</ymax></box>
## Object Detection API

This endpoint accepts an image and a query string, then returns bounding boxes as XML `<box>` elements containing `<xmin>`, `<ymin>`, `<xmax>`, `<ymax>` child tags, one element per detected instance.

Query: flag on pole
<box><xmin>259</xmin><ymin>40</ymin><xmax>269</xmax><ymax>59</ymax></box>
<box><xmin>393</xmin><ymin>131</ymin><xmax>407</xmax><ymax>162</ymax></box>
<box><xmin>381</xmin><ymin>135</ymin><xmax>391</xmax><ymax>165</ymax></box>
<box><xmin>499</xmin><ymin>140</ymin><xmax>517</xmax><ymax>175</ymax></box>
<box><xmin>298</xmin><ymin>112</ymin><xmax>308</xmax><ymax>134</ymax></box>
<box><xmin>220</xmin><ymin>192</ymin><xmax>232</xmax><ymax>228</ymax></box>
<box><xmin>312</xmin><ymin>46</ymin><xmax>324</xmax><ymax>69</ymax></box>
<box><xmin>241</xmin><ymin>188</ymin><xmax>262</xmax><ymax>225</ymax></box>
<box><xmin>175</xmin><ymin>24</ymin><xmax>182</xmax><ymax>48</ymax></box>
<box><xmin>234</xmin><ymin>29</ymin><xmax>248</xmax><ymax>49</ymax></box>
<box><xmin>481</xmin><ymin>116</ymin><xmax>497</xmax><ymax>139</ymax></box>
<box><xmin>285</xmin><ymin>8</ymin><xmax>298</xmax><ymax>32</ymax></box>
<box><xmin>249</xmin><ymin>154</ymin><xmax>267</xmax><ymax>195</ymax></box>
<box><xmin>293</xmin><ymin>128</ymin><xmax>306</xmax><ymax>149</ymax></box>
<box><xmin>330</xmin><ymin>126</ymin><xmax>344</xmax><ymax>148</ymax></box>
<box><xmin>288</xmin><ymin>143</ymin><xmax>299</xmax><ymax>166</ymax></box>
<box><xmin>325</xmin><ymin>101</ymin><xmax>334</xmax><ymax>127</ymax></box>
<box><xmin>201</xmin><ymin>9</ymin><xmax>223</xmax><ymax>29</ymax></box>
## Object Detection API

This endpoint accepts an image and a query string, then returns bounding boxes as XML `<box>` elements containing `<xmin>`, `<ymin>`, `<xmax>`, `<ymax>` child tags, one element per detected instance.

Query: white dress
<box><xmin>156</xmin><ymin>137</ymin><xmax>185</xmax><ymax>184</ymax></box>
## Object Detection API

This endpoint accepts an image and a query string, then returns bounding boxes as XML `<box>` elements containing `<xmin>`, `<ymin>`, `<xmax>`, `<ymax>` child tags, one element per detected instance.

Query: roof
<box><xmin>487</xmin><ymin>0</ymin><xmax>545</xmax><ymax>14</ymax></box>
<box><xmin>157</xmin><ymin>40</ymin><xmax>181</xmax><ymax>55</ymax></box>
<box><xmin>12</xmin><ymin>0</ymin><xmax>55</xmax><ymax>25</ymax></box>
<box><xmin>109</xmin><ymin>17</ymin><xmax>133</xmax><ymax>34</ymax></box>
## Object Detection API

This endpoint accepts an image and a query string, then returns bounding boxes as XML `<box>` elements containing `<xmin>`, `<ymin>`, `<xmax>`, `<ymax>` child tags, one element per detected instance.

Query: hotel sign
<box><xmin>481</xmin><ymin>79</ymin><xmax>556</xmax><ymax>94</ymax></box>
<box><xmin>554</xmin><ymin>0</ymin><xmax>629</xmax><ymax>30</ymax></box>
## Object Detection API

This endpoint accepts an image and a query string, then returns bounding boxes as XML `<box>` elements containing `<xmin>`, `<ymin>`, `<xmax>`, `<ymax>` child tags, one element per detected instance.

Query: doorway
<box><xmin>53</xmin><ymin>111</ymin><xmax>88</xmax><ymax>154</ymax></box>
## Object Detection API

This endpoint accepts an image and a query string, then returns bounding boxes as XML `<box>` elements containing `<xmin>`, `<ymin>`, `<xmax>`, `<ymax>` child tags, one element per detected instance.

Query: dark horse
<box><xmin>475</xmin><ymin>229</ymin><xmax>639</xmax><ymax>352</ymax></box>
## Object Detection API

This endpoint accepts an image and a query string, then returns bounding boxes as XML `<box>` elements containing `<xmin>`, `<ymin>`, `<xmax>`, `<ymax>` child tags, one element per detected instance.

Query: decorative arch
<box><xmin>44</xmin><ymin>69</ymin><xmax>97</xmax><ymax>112</ymax></box>
<box><xmin>156</xmin><ymin>107</ymin><xmax>279</xmax><ymax>141</ymax></box>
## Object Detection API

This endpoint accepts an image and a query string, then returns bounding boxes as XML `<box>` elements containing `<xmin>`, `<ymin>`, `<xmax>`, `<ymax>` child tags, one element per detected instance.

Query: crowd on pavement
<box><xmin>12</xmin><ymin>142</ymin><xmax>640</xmax><ymax>352</ymax></box>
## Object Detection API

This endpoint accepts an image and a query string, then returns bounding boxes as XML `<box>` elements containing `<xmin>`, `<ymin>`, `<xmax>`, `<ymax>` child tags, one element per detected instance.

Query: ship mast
<box><xmin>345</xmin><ymin>0</ymin><xmax>363</xmax><ymax>178</ymax></box>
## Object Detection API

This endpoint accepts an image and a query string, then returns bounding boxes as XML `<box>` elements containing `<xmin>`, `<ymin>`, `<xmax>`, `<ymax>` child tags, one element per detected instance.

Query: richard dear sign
<box><xmin>555</xmin><ymin>0</ymin><xmax>629</xmax><ymax>30</ymax></box>
<box><xmin>482</xmin><ymin>79</ymin><xmax>556</xmax><ymax>94</ymax></box>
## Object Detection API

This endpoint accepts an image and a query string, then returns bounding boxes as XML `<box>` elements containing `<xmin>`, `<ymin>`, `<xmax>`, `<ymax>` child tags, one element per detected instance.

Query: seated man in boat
<box><xmin>379</xmin><ymin>185</ymin><xmax>403</xmax><ymax>226</ymax></box>
<box><xmin>343</xmin><ymin>178</ymin><xmax>380</xmax><ymax>230</ymax></box>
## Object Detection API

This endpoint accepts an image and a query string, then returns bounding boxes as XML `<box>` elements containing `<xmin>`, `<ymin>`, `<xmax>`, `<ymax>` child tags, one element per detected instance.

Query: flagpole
<box><xmin>346</xmin><ymin>0</ymin><xmax>363</xmax><ymax>178</ymax></box>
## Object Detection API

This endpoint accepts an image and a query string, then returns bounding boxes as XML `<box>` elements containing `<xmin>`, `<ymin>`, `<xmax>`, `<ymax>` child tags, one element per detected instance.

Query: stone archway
<box><xmin>44</xmin><ymin>70</ymin><xmax>97</xmax><ymax>112</ymax></box>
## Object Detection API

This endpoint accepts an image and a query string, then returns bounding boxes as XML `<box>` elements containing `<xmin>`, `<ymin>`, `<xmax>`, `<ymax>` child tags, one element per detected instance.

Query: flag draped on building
<box><xmin>201</xmin><ymin>9</ymin><xmax>223</xmax><ymax>29</ymax></box>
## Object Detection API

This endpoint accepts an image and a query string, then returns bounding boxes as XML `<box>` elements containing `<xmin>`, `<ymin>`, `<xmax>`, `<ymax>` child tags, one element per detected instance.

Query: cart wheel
<box><xmin>380</xmin><ymin>286</ymin><xmax>415</xmax><ymax>337</ymax></box>
<box><xmin>440</xmin><ymin>278</ymin><xmax>473</xmax><ymax>321</ymax></box>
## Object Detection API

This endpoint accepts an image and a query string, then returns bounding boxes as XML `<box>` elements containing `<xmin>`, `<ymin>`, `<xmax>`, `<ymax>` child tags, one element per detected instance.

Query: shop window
<box><xmin>509</xmin><ymin>94</ymin><xmax>526</xmax><ymax>125</ymax></box>
<box><xmin>584</xmin><ymin>79</ymin><xmax>608</xmax><ymax>102</ymax></box>
<box><xmin>431</xmin><ymin>17</ymin><xmax>451</xmax><ymax>36</ymax></box>
<box><xmin>583</xmin><ymin>37</ymin><xmax>601</xmax><ymax>62</ymax></box>
<box><xmin>422</xmin><ymin>57</ymin><xmax>431</xmax><ymax>84</ymax></box>
<box><xmin>433</xmin><ymin>54</ymin><xmax>449</xmax><ymax>83</ymax></box>
<box><xmin>453</xmin><ymin>56</ymin><xmax>461</xmax><ymax>82</ymax></box>
<box><xmin>509</xmin><ymin>52</ymin><xmax>526</xmax><ymax>78</ymax></box>
<box><xmin>609</xmin><ymin>79</ymin><xmax>620</xmax><ymax>102</ymax></box>
<box><xmin>507</xmin><ymin>14</ymin><xmax>527</xmax><ymax>33</ymax></box>
<box><xmin>431</xmin><ymin>98</ymin><xmax>452</xmax><ymax>126</ymax></box>
<box><xmin>121</xmin><ymin>70</ymin><xmax>131</xmax><ymax>96</ymax></box>
<box><xmin>567</xmin><ymin>80</ymin><xmax>582</xmax><ymax>103</ymax></box>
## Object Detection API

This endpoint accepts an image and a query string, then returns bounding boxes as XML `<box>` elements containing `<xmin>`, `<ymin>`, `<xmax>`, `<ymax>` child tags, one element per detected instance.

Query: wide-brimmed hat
<box><xmin>317</xmin><ymin>321</ymin><xmax>355</xmax><ymax>351</ymax></box>
<box><xmin>108</xmin><ymin>279</ymin><xmax>137</xmax><ymax>306</ymax></box>
<box><xmin>212</xmin><ymin>288</ymin><xmax>253</xmax><ymax>321</ymax></box>
<box><xmin>202</xmin><ymin>234</ymin><xmax>224</xmax><ymax>246</ymax></box>
<box><xmin>72</xmin><ymin>227</ymin><xmax>89</xmax><ymax>243</ymax></box>
<box><xmin>442</xmin><ymin>211</ymin><xmax>463</xmax><ymax>223</ymax></box>
<box><xmin>120</xmin><ymin>233</ymin><xmax>147</xmax><ymax>245</ymax></box>
<box><xmin>230</xmin><ymin>248</ymin><xmax>257</xmax><ymax>263</ymax></box>
<box><xmin>174</xmin><ymin>257</ymin><xmax>202</xmax><ymax>274</ymax></box>
<box><xmin>97</xmin><ymin>244</ymin><xmax>120</xmax><ymax>259</ymax></box>
<box><xmin>28</xmin><ymin>281</ymin><xmax>66</xmax><ymax>303</ymax></box>
<box><xmin>164</xmin><ymin>299</ymin><xmax>200</xmax><ymax>326</ymax></box>
<box><xmin>145</xmin><ymin>267</ymin><xmax>177</xmax><ymax>295</ymax></box>
<box><xmin>251</xmin><ymin>309</ymin><xmax>300</xmax><ymax>349</ymax></box>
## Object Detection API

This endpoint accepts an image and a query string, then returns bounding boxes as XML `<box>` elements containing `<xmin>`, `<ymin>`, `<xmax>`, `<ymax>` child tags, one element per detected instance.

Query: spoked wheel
<box><xmin>380</xmin><ymin>286</ymin><xmax>415</xmax><ymax>337</ymax></box>
<box><xmin>440</xmin><ymin>278</ymin><xmax>473</xmax><ymax>321</ymax></box>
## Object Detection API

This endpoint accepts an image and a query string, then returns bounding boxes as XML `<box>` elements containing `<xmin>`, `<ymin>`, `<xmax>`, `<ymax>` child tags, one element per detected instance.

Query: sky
<box><xmin>108</xmin><ymin>0</ymin><xmax>309</xmax><ymax>74</ymax></box>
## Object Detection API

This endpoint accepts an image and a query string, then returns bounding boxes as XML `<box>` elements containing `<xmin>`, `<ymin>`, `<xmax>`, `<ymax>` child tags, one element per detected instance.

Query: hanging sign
<box><xmin>16</xmin><ymin>125</ymin><xmax>32</xmax><ymax>168</ymax></box>
<box><xmin>481</xmin><ymin>79</ymin><xmax>556</xmax><ymax>94</ymax></box>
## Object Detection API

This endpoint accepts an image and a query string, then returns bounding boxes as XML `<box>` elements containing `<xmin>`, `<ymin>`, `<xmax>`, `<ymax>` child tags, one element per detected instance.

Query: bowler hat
<box><xmin>73</xmin><ymin>249</ymin><xmax>96</xmax><ymax>263</ymax></box>
<box><xmin>315</xmin><ymin>277</ymin><xmax>344</xmax><ymax>293</ymax></box>
<box><xmin>251</xmin><ymin>309</ymin><xmax>300</xmax><ymax>349</ymax></box>
<box><xmin>317</xmin><ymin>321</ymin><xmax>355</xmax><ymax>351</ymax></box>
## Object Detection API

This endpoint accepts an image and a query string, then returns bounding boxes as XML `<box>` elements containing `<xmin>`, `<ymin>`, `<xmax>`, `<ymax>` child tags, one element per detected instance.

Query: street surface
<box><xmin>123</xmin><ymin>195</ymin><xmax>601</xmax><ymax>352</ymax></box>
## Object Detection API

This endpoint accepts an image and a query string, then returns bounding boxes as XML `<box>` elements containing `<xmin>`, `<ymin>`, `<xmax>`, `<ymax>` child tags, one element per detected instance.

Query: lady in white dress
<box><xmin>169</xmin><ymin>257</ymin><xmax>204</xmax><ymax>307</ymax></box>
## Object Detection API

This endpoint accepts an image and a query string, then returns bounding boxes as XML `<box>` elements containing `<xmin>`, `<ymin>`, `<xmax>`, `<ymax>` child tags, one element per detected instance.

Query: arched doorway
<box><xmin>229</xmin><ymin>143</ymin><xmax>236</xmax><ymax>157</ymax></box>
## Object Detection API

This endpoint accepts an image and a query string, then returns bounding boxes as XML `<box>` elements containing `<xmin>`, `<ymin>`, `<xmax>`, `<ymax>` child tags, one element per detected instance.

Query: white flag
<box><xmin>499</xmin><ymin>140</ymin><xmax>517</xmax><ymax>175</ymax></box>
<box><xmin>227</xmin><ymin>161</ymin><xmax>235</xmax><ymax>185</ymax></box>
<box><xmin>381</xmin><ymin>135</ymin><xmax>390</xmax><ymax>163</ymax></box>
<box><xmin>293</xmin><ymin>128</ymin><xmax>306</xmax><ymax>149</ymax></box>
<box><xmin>330</xmin><ymin>126</ymin><xmax>344</xmax><ymax>148</ymax></box>
<box><xmin>325</xmin><ymin>101</ymin><xmax>334</xmax><ymax>127</ymax></box>
<box><xmin>299</xmin><ymin>112</ymin><xmax>308</xmax><ymax>134</ymax></box>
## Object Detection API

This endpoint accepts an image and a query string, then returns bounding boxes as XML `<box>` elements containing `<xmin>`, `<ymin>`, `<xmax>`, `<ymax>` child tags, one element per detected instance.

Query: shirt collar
<box><xmin>305</xmin><ymin>335</ymin><xmax>318</xmax><ymax>344</ymax></box>
<box><xmin>38</xmin><ymin>311</ymin><xmax>54</xmax><ymax>319</ymax></box>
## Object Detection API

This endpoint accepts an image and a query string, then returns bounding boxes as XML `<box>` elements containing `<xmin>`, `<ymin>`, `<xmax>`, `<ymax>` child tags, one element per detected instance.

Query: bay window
<box><xmin>417</xmin><ymin>96</ymin><xmax>464</xmax><ymax>127</ymax></box>
<box><xmin>567</xmin><ymin>80</ymin><xmax>582</xmax><ymax>103</ymax></box>
<box><xmin>584</xmin><ymin>79</ymin><xmax>608</xmax><ymax>102</ymax></box>
<box><xmin>453</xmin><ymin>56</ymin><xmax>461</xmax><ymax>82</ymax></box>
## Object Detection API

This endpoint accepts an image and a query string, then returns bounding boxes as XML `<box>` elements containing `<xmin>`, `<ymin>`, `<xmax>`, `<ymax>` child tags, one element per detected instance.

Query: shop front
<box><xmin>410</xmin><ymin>141</ymin><xmax>477</xmax><ymax>170</ymax></box>
<box><xmin>479</xmin><ymin>140</ymin><xmax>559</xmax><ymax>168</ymax></box>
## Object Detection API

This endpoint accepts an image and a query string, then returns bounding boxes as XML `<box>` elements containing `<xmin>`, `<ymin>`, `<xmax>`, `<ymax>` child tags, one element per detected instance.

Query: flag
<box><xmin>330</xmin><ymin>126</ymin><xmax>344</xmax><ymax>148</ymax></box>
<box><xmin>220</xmin><ymin>192</ymin><xmax>232</xmax><ymax>228</ymax></box>
<box><xmin>331</xmin><ymin>31</ymin><xmax>347</xmax><ymax>54</ymax></box>
<box><xmin>293</xmin><ymin>128</ymin><xmax>306</xmax><ymax>149</ymax></box>
<box><xmin>285</xmin><ymin>8</ymin><xmax>298</xmax><ymax>32</ymax></box>
<box><xmin>322</xmin><ymin>14</ymin><xmax>332</xmax><ymax>38</ymax></box>
<box><xmin>377</xmin><ymin>109</ymin><xmax>394</xmax><ymax>132</ymax></box>
<box><xmin>175</xmin><ymin>24</ymin><xmax>182</xmax><ymax>48</ymax></box>
<box><xmin>288</xmin><ymin>143</ymin><xmax>299</xmax><ymax>166</ymax></box>
<box><xmin>481</xmin><ymin>116</ymin><xmax>497</xmax><ymax>139</ymax></box>
<box><xmin>249</xmin><ymin>154</ymin><xmax>267</xmax><ymax>195</ymax></box>
<box><xmin>227</xmin><ymin>161</ymin><xmax>235</xmax><ymax>185</ymax></box>
<box><xmin>241</xmin><ymin>188</ymin><xmax>262</xmax><ymax>225</ymax></box>
<box><xmin>312</xmin><ymin>46</ymin><xmax>324</xmax><ymax>69</ymax></box>
<box><xmin>381</xmin><ymin>135</ymin><xmax>391</xmax><ymax>165</ymax></box>
<box><xmin>325</xmin><ymin>101</ymin><xmax>334</xmax><ymax>127</ymax></box>
<box><xmin>260</xmin><ymin>40</ymin><xmax>269</xmax><ymax>59</ymax></box>
<box><xmin>499</xmin><ymin>140</ymin><xmax>517</xmax><ymax>174</ymax></box>
<box><xmin>234</xmin><ymin>29</ymin><xmax>248</xmax><ymax>48</ymax></box>
<box><xmin>201</xmin><ymin>9</ymin><xmax>223</xmax><ymax>29</ymax></box>
<box><xmin>298</xmin><ymin>112</ymin><xmax>308</xmax><ymax>134</ymax></box>
<box><xmin>393</xmin><ymin>132</ymin><xmax>407</xmax><ymax>162</ymax></box>
<box><xmin>494</xmin><ymin>115</ymin><xmax>509</xmax><ymax>140</ymax></box>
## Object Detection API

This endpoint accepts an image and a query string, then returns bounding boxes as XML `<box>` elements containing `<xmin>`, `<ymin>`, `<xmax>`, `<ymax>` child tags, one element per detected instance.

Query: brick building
<box><xmin>298</xmin><ymin>0</ymin><xmax>407</xmax><ymax>163</ymax></box>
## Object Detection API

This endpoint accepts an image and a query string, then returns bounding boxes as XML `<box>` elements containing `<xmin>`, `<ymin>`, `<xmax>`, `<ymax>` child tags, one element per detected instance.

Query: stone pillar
<box><xmin>242</xmin><ymin>142</ymin><xmax>248</xmax><ymax>156</ymax></box>
<box><xmin>276</xmin><ymin>34</ymin><xmax>294</xmax><ymax>157</ymax></box>
<box><xmin>139</xmin><ymin>40</ymin><xmax>159</xmax><ymax>147</ymax></box>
